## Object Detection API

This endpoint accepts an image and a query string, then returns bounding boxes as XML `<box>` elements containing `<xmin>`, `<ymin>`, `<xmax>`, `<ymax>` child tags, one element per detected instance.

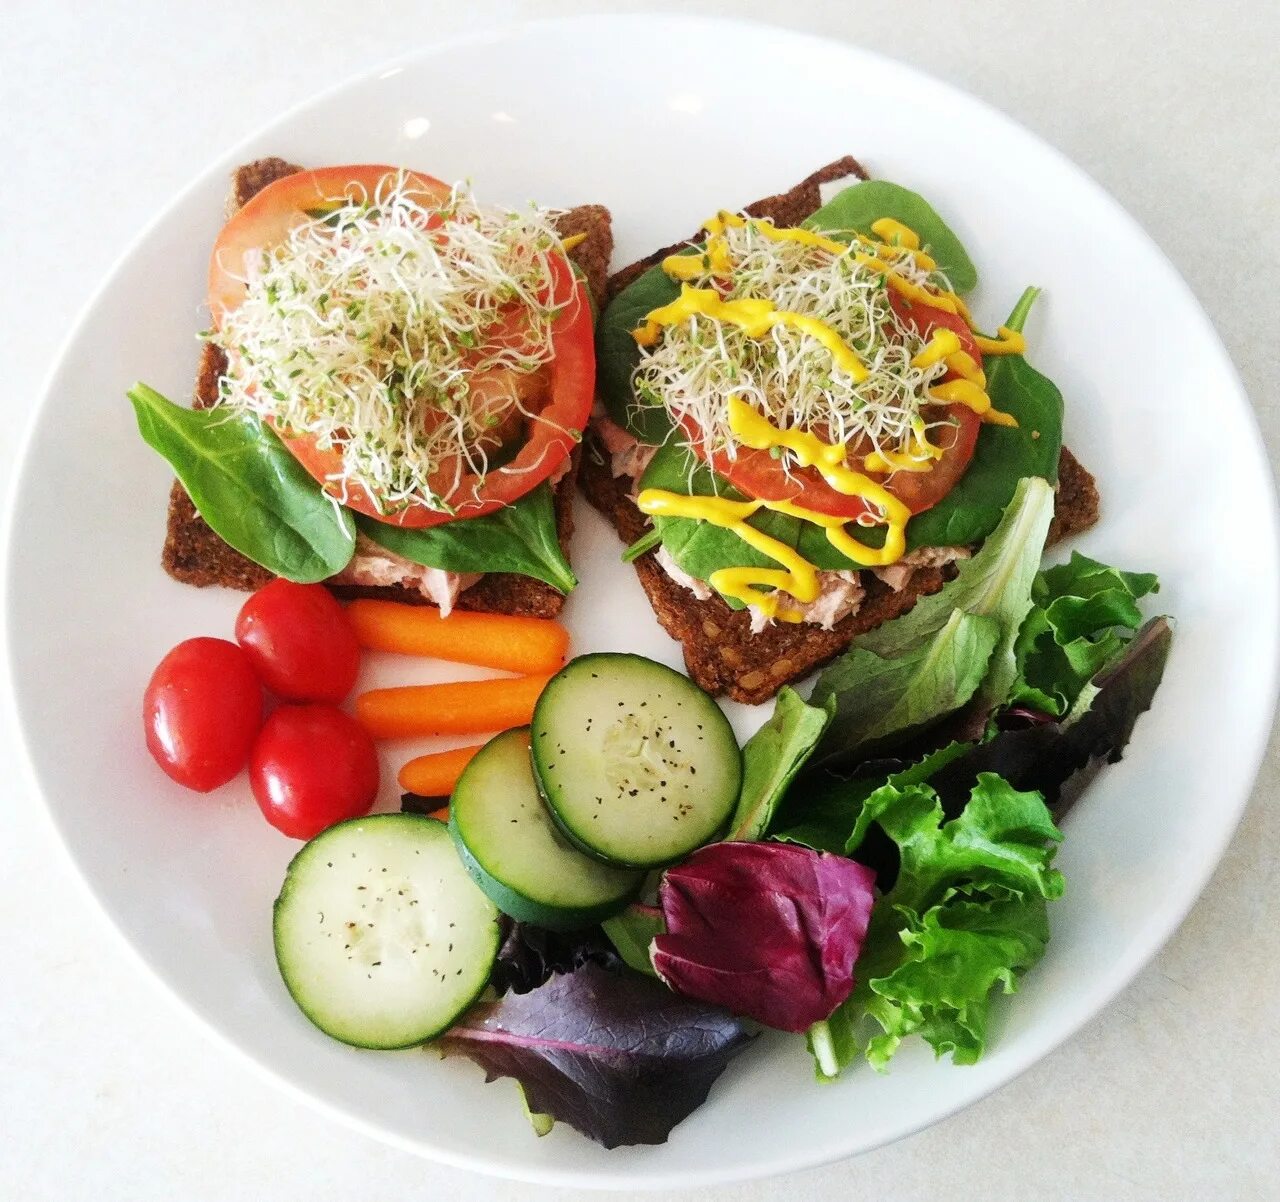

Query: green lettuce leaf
<box><xmin>816</xmin><ymin>773</ymin><xmax>1063</xmax><ymax>1076</ymax></box>
<box><xmin>803</xmin><ymin>179</ymin><xmax>978</xmax><ymax>292</ymax></box>
<box><xmin>861</xmin><ymin>885</ymin><xmax>1050</xmax><ymax>1069</ymax></box>
<box><xmin>771</xmin><ymin>742</ymin><xmax>971</xmax><ymax>854</ymax></box>
<box><xmin>355</xmin><ymin>482</ymin><xmax>576</xmax><ymax>594</ymax></box>
<box><xmin>808</xmin><ymin>477</ymin><xmax>1054</xmax><ymax>769</ymax></box>
<box><xmin>1009</xmin><ymin>552</ymin><xmax>1160</xmax><ymax>716</ymax></box>
<box><xmin>729</xmin><ymin>687</ymin><xmax>833</xmax><ymax>841</ymax></box>
<box><xmin>601</xmin><ymin>904</ymin><xmax>665</xmax><ymax>978</ymax></box>
<box><xmin>811</xmin><ymin>610</ymin><xmax>1000</xmax><ymax>762</ymax></box>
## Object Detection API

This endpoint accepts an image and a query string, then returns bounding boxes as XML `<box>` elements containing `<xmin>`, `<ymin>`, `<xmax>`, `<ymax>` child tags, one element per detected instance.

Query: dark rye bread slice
<box><xmin>162</xmin><ymin>157</ymin><xmax>614</xmax><ymax>619</ymax></box>
<box><xmin>583</xmin><ymin>156</ymin><xmax>1101</xmax><ymax>704</ymax></box>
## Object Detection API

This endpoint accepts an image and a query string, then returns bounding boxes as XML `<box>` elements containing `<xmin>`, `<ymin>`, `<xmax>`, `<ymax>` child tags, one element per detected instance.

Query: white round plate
<box><xmin>5</xmin><ymin>14</ymin><xmax>1277</xmax><ymax>1190</ymax></box>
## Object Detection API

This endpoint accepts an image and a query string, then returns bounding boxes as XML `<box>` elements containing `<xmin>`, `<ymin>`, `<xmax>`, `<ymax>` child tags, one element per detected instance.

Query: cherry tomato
<box><xmin>686</xmin><ymin>294</ymin><xmax>981</xmax><ymax>520</ymax></box>
<box><xmin>209</xmin><ymin>165</ymin><xmax>594</xmax><ymax>528</ymax></box>
<box><xmin>235</xmin><ymin>580</ymin><xmax>360</xmax><ymax>703</ymax></box>
<box><xmin>250</xmin><ymin>705</ymin><xmax>379</xmax><ymax>839</ymax></box>
<box><xmin>144</xmin><ymin>638</ymin><xmax>263</xmax><ymax>792</ymax></box>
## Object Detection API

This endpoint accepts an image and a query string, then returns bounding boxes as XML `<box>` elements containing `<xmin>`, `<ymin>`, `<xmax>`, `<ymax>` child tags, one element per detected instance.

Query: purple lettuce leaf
<box><xmin>651</xmin><ymin>841</ymin><xmax>876</xmax><ymax>1032</ymax></box>
<box><xmin>439</xmin><ymin>963</ymin><xmax>753</xmax><ymax>1148</ymax></box>
<box><xmin>929</xmin><ymin>616</ymin><xmax>1173</xmax><ymax>820</ymax></box>
<box><xmin>489</xmin><ymin>919</ymin><xmax>622</xmax><ymax>996</ymax></box>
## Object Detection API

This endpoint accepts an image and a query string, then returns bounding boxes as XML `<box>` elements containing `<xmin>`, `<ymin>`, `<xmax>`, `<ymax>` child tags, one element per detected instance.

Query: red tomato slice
<box><xmin>686</xmin><ymin>293</ymin><xmax>981</xmax><ymax>520</ymax></box>
<box><xmin>208</xmin><ymin>166</ymin><xmax>593</xmax><ymax>528</ymax></box>
<box><xmin>209</xmin><ymin>165</ymin><xmax>453</xmax><ymax>324</ymax></box>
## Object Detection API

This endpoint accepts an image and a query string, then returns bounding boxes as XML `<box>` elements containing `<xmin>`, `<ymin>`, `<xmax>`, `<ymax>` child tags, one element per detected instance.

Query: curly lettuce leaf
<box><xmin>1009</xmin><ymin>552</ymin><xmax>1160</xmax><ymax>716</ymax></box>
<box><xmin>861</xmin><ymin>885</ymin><xmax>1050</xmax><ymax>1069</ymax></box>
<box><xmin>813</xmin><ymin>773</ymin><xmax>1063</xmax><ymax>1077</ymax></box>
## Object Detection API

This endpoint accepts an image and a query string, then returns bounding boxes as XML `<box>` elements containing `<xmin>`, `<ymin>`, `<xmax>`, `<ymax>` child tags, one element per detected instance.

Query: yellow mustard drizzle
<box><xmin>633</xmin><ymin>284</ymin><xmax>871</xmax><ymax>383</ymax></box>
<box><xmin>864</xmin><ymin>418</ymin><xmax>942</xmax><ymax>474</ymax></box>
<box><xmin>912</xmin><ymin>328</ymin><xmax>1020</xmax><ymax>427</ymax></box>
<box><xmin>635</xmin><ymin>399</ymin><xmax>912</xmax><ymax>618</ymax></box>
<box><xmin>973</xmin><ymin>326</ymin><xmax>1027</xmax><ymax>356</ymax></box>
<box><xmin>869</xmin><ymin>217</ymin><xmax>920</xmax><ymax>249</ymax></box>
<box><xmin>726</xmin><ymin>397</ymin><xmax>906</xmax><ymax>520</ymax></box>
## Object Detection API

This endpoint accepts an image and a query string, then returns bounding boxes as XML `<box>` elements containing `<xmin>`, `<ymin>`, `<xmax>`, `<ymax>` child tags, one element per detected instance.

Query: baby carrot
<box><xmin>398</xmin><ymin>743</ymin><xmax>485</xmax><ymax>797</ymax></box>
<box><xmin>346</xmin><ymin>600</ymin><xmax>569</xmax><ymax>675</ymax></box>
<box><xmin>356</xmin><ymin>673</ymin><xmax>555</xmax><ymax>740</ymax></box>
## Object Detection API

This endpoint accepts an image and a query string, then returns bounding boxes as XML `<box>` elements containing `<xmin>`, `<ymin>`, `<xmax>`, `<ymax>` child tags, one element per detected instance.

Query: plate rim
<box><xmin>5</xmin><ymin>12</ymin><xmax>1278</xmax><ymax>1189</ymax></box>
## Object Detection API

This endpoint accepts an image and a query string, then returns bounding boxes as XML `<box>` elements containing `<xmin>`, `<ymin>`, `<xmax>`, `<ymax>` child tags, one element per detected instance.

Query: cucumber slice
<box><xmin>449</xmin><ymin>729</ymin><xmax>642</xmax><ymax>930</ymax></box>
<box><xmin>531</xmin><ymin>653</ymin><xmax>742</xmax><ymax>868</ymax></box>
<box><xmin>273</xmin><ymin>814</ymin><xmax>500</xmax><ymax>1050</ymax></box>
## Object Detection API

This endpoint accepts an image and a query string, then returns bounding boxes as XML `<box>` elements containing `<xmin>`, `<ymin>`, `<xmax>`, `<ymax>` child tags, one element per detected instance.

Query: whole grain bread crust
<box><xmin>585</xmin><ymin>156</ymin><xmax>1101</xmax><ymax>703</ymax></box>
<box><xmin>161</xmin><ymin>159</ymin><xmax>613</xmax><ymax>618</ymax></box>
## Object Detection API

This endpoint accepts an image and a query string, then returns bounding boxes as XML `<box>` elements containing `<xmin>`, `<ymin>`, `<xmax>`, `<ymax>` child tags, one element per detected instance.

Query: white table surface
<box><xmin>3</xmin><ymin>1</ymin><xmax>1278</xmax><ymax>1198</ymax></box>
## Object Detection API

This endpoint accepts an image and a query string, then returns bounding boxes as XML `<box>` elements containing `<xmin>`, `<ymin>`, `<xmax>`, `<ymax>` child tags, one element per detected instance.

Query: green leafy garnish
<box><xmin>818</xmin><ymin>773</ymin><xmax>1063</xmax><ymax>1075</ymax></box>
<box><xmin>1009</xmin><ymin>553</ymin><xmax>1160</xmax><ymax>716</ymax></box>
<box><xmin>812</xmin><ymin>610</ymin><xmax>1000</xmax><ymax>762</ymax></box>
<box><xmin>729</xmin><ymin>687</ymin><xmax>833</xmax><ymax>841</ymax></box>
<box><xmin>356</xmin><ymin>483</ymin><xmax>576</xmax><ymax>594</ymax></box>
<box><xmin>128</xmin><ymin>382</ymin><xmax>356</xmax><ymax>583</ymax></box>
<box><xmin>803</xmin><ymin>179</ymin><xmax>979</xmax><ymax>293</ymax></box>
<box><xmin>601</xmin><ymin>904</ymin><xmax>665</xmax><ymax>978</ymax></box>
<box><xmin>808</xmin><ymin>477</ymin><xmax>1055</xmax><ymax>768</ymax></box>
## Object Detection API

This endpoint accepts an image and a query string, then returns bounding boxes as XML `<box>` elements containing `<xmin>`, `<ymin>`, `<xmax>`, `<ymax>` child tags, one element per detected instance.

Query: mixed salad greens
<box><xmin>267</xmin><ymin>475</ymin><xmax>1169</xmax><ymax>1148</ymax></box>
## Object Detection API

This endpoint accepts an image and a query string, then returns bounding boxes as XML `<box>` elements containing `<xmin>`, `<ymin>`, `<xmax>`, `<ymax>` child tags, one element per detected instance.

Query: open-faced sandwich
<box><xmin>133</xmin><ymin>158</ymin><xmax>612</xmax><ymax>617</ymax></box>
<box><xmin>585</xmin><ymin>156</ymin><xmax>1099</xmax><ymax>701</ymax></box>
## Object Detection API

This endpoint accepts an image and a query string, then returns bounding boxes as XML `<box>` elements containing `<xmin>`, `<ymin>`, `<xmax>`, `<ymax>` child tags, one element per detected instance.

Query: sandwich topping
<box><xmin>208</xmin><ymin>168</ymin><xmax>592</xmax><ymax>527</ymax></box>
<box><xmin>625</xmin><ymin>208</ymin><xmax>1023</xmax><ymax>622</ymax></box>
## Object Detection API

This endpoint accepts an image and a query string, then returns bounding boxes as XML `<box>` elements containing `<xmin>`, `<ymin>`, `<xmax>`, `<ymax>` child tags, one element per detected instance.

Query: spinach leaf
<box><xmin>128</xmin><ymin>382</ymin><xmax>355</xmax><ymax>583</ymax></box>
<box><xmin>917</xmin><ymin>287</ymin><xmax>1064</xmax><ymax>540</ymax></box>
<box><xmin>596</xmin><ymin>262</ymin><xmax>680</xmax><ymax>443</ymax></box>
<box><xmin>728</xmin><ymin>687</ymin><xmax>833</xmax><ymax>841</ymax></box>
<box><xmin>439</xmin><ymin>962</ymin><xmax>753</xmax><ymax>1148</ymax></box>
<box><xmin>810</xmin><ymin>610</ymin><xmax>1000</xmax><ymax>763</ymax></box>
<box><xmin>356</xmin><ymin>482</ymin><xmax>576</xmax><ymax>594</ymax></box>
<box><xmin>637</xmin><ymin>441</ymin><xmax>805</xmax><ymax>607</ymax></box>
<box><xmin>804</xmin><ymin>180</ymin><xmax>978</xmax><ymax>293</ymax></box>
